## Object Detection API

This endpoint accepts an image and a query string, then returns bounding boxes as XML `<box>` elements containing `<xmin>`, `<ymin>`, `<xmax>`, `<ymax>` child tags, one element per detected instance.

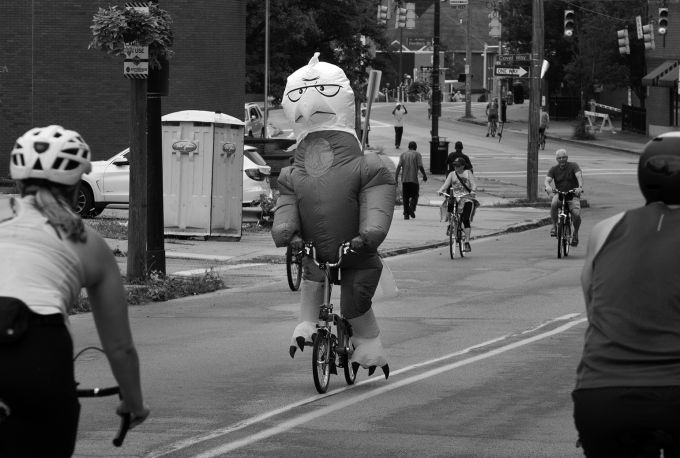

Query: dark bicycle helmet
<box><xmin>10</xmin><ymin>125</ymin><xmax>91</xmax><ymax>185</ymax></box>
<box><xmin>638</xmin><ymin>131</ymin><xmax>680</xmax><ymax>205</ymax></box>
<box><xmin>452</xmin><ymin>157</ymin><xmax>466</xmax><ymax>167</ymax></box>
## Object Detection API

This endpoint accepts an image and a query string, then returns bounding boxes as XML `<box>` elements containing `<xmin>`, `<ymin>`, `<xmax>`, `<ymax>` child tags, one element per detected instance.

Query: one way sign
<box><xmin>494</xmin><ymin>65</ymin><xmax>528</xmax><ymax>77</ymax></box>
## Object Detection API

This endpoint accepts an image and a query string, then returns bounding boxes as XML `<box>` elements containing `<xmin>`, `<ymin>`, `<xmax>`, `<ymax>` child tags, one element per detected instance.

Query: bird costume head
<box><xmin>282</xmin><ymin>52</ymin><xmax>357</xmax><ymax>143</ymax></box>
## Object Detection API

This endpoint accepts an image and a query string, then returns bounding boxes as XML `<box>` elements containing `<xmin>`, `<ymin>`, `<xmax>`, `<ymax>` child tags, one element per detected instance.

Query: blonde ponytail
<box><xmin>18</xmin><ymin>180</ymin><xmax>88</xmax><ymax>243</ymax></box>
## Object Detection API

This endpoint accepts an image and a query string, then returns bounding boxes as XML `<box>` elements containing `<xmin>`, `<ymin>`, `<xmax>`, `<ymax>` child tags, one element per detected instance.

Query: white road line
<box><xmin>147</xmin><ymin>314</ymin><xmax>586</xmax><ymax>457</ymax></box>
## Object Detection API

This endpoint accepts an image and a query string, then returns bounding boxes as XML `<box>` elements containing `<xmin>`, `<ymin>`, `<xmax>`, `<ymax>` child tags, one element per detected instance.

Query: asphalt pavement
<box><xmin>102</xmin><ymin>102</ymin><xmax>650</xmax><ymax>271</ymax></box>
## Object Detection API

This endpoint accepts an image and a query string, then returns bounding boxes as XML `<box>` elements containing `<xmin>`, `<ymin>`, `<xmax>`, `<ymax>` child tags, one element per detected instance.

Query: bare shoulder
<box><xmin>66</xmin><ymin>226</ymin><xmax>119</xmax><ymax>287</ymax></box>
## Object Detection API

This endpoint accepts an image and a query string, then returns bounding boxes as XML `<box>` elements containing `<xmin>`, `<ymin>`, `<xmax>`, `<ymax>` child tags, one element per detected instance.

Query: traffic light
<box><xmin>642</xmin><ymin>23</ymin><xmax>655</xmax><ymax>49</ymax></box>
<box><xmin>395</xmin><ymin>7</ymin><xmax>407</xmax><ymax>28</ymax></box>
<box><xmin>563</xmin><ymin>9</ymin><xmax>575</xmax><ymax>37</ymax></box>
<box><xmin>659</xmin><ymin>8</ymin><xmax>669</xmax><ymax>35</ymax></box>
<box><xmin>617</xmin><ymin>29</ymin><xmax>630</xmax><ymax>55</ymax></box>
<box><xmin>377</xmin><ymin>5</ymin><xmax>388</xmax><ymax>25</ymax></box>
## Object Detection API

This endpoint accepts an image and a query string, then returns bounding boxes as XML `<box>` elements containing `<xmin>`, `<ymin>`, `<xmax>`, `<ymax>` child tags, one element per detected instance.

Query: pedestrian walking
<box><xmin>395</xmin><ymin>141</ymin><xmax>427</xmax><ymax>220</ymax></box>
<box><xmin>392</xmin><ymin>102</ymin><xmax>408</xmax><ymax>149</ymax></box>
<box><xmin>446</xmin><ymin>141</ymin><xmax>474</xmax><ymax>175</ymax></box>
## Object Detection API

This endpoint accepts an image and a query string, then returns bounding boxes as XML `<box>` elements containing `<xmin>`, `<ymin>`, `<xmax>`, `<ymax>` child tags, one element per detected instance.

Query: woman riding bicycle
<box><xmin>0</xmin><ymin>126</ymin><xmax>149</xmax><ymax>457</ymax></box>
<box><xmin>437</xmin><ymin>158</ymin><xmax>477</xmax><ymax>252</ymax></box>
<box><xmin>573</xmin><ymin>132</ymin><xmax>680</xmax><ymax>457</ymax></box>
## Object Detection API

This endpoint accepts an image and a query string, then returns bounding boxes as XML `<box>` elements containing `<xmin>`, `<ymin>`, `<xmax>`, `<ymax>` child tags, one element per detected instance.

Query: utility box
<box><xmin>161</xmin><ymin>110</ymin><xmax>245</xmax><ymax>239</ymax></box>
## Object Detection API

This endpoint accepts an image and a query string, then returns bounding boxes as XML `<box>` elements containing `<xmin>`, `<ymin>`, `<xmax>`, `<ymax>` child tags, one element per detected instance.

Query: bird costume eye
<box><xmin>314</xmin><ymin>84</ymin><xmax>341</xmax><ymax>97</ymax></box>
<box><xmin>286</xmin><ymin>87</ymin><xmax>308</xmax><ymax>102</ymax></box>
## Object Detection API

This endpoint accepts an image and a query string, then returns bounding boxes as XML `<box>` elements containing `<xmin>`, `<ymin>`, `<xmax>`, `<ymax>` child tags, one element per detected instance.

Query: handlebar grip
<box><xmin>113</xmin><ymin>412</ymin><xmax>131</xmax><ymax>447</ymax></box>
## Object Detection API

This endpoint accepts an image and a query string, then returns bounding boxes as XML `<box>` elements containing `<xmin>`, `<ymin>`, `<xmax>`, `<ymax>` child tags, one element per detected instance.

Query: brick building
<box><xmin>641</xmin><ymin>1</ymin><xmax>680</xmax><ymax>136</ymax></box>
<box><xmin>0</xmin><ymin>1</ymin><xmax>245</xmax><ymax>178</ymax></box>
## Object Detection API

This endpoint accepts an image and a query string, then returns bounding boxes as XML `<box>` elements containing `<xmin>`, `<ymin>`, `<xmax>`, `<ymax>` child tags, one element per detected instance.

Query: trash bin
<box><xmin>430</xmin><ymin>137</ymin><xmax>449</xmax><ymax>175</ymax></box>
<box><xmin>161</xmin><ymin>110</ymin><xmax>245</xmax><ymax>239</ymax></box>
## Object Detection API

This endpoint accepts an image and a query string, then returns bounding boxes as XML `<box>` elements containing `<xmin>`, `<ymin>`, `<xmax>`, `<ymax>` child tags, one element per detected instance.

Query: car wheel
<box><xmin>74</xmin><ymin>184</ymin><xmax>95</xmax><ymax>218</ymax></box>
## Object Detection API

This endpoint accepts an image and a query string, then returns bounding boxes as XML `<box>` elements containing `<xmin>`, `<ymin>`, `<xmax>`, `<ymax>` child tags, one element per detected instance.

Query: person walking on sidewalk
<box><xmin>572</xmin><ymin>133</ymin><xmax>680</xmax><ymax>457</ymax></box>
<box><xmin>0</xmin><ymin>125</ymin><xmax>149</xmax><ymax>457</ymax></box>
<box><xmin>437</xmin><ymin>158</ymin><xmax>477</xmax><ymax>252</ymax></box>
<box><xmin>392</xmin><ymin>102</ymin><xmax>408</xmax><ymax>148</ymax></box>
<box><xmin>544</xmin><ymin>148</ymin><xmax>583</xmax><ymax>246</ymax></box>
<box><xmin>395</xmin><ymin>141</ymin><xmax>427</xmax><ymax>220</ymax></box>
<box><xmin>446</xmin><ymin>141</ymin><xmax>474</xmax><ymax>175</ymax></box>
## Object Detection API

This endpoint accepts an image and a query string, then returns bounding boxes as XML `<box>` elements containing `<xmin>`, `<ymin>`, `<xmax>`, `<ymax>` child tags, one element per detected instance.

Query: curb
<box><xmin>378</xmin><ymin>216</ymin><xmax>552</xmax><ymax>259</ymax></box>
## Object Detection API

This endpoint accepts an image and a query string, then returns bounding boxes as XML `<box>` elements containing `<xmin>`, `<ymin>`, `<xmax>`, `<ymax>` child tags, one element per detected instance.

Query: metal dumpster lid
<box><xmin>162</xmin><ymin>110</ymin><xmax>244</xmax><ymax>126</ymax></box>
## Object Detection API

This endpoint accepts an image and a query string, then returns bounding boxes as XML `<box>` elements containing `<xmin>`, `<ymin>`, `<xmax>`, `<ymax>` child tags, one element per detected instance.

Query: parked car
<box><xmin>244</xmin><ymin>102</ymin><xmax>265</xmax><ymax>138</ymax></box>
<box><xmin>74</xmin><ymin>146</ymin><xmax>272</xmax><ymax>217</ymax></box>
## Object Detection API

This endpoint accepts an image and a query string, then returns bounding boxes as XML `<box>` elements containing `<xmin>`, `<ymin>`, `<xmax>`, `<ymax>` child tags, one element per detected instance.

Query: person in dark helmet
<box><xmin>572</xmin><ymin>131</ymin><xmax>680</xmax><ymax>458</ymax></box>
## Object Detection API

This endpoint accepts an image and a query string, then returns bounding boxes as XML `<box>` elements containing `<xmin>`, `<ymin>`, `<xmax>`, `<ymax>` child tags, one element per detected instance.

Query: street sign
<box><xmin>123</xmin><ymin>42</ymin><xmax>149</xmax><ymax>78</ymax></box>
<box><xmin>124</xmin><ymin>60</ymin><xmax>149</xmax><ymax>78</ymax></box>
<box><xmin>498</xmin><ymin>53</ymin><xmax>531</xmax><ymax>63</ymax></box>
<box><xmin>636</xmin><ymin>15</ymin><xmax>643</xmax><ymax>39</ymax></box>
<box><xmin>124</xmin><ymin>43</ymin><xmax>149</xmax><ymax>61</ymax></box>
<box><xmin>494</xmin><ymin>65</ymin><xmax>528</xmax><ymax>77</ymax></box>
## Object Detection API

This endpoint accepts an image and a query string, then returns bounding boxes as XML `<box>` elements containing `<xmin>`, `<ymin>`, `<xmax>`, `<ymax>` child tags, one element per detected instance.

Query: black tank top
<box><xmin>576</xmin><ymin>203</ymin><xmax>680</xmax><ymax>389</ymax></box>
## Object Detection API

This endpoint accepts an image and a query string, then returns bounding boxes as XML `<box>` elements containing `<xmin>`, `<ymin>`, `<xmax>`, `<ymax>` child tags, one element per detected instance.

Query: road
<box><xmin>68</xmin><ymin>105</ymin><xmax>639</xmax><ymax>457</ymax></box>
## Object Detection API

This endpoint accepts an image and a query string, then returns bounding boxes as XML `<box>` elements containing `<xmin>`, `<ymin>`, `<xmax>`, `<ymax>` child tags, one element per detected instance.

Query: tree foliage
<box><xmin>498</xmin><ymin>0</ymin><xmax>647</xmax><ymax>105</ymax></box>
<box><xmin>246</xmin><ymin>0</ymin><xmax>389</xmax><ymax>104</ymax></box>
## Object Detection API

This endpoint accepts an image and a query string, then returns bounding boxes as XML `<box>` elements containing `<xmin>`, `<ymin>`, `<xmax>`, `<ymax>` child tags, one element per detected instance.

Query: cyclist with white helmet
<box><xmin>572</xmin><ymin>132</ymin><xmax>680</xmax><ymax>457</ymax></box>
<box><xmin>545</xmin><ymin>148</ymin><xmax>583</xmax><ymax>246</ymax></box>
<box><xmin>0</xmin><ymin>126</ymin><xmax>149</xmax><ymax>457</ymax></box>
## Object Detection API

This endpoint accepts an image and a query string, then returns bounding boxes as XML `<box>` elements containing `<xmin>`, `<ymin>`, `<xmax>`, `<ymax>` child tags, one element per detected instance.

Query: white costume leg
<box><xmin>348</xmin><ymin>309</ymin><xmax>387</xmax><ymax>369</ymax></box>
<box><xmin>289</xmin><ymin>279</ymin><xmax>323</xmax><ymax>357</ymax></box>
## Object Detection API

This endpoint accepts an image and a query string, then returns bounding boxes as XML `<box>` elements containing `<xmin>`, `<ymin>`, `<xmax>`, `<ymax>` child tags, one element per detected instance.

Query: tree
<box><xmin>246</xmin><ymin>0</ymin><xmax>389</xmax><ymax>106</ymax></box>
<box><xmin>498</xmin><ymin>0</ymin><xmax>647</xmax><ymax>108</ymax></box>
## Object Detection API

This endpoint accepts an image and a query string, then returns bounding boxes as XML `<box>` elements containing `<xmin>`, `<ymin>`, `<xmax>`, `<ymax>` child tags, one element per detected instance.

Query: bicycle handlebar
<box><xmin>74</xmin><ymin>347</ymin><xmax>131</xmax><ymax>447</ymax></box>
<box><xmin>303</xmin><ymin>241</ymin><xmax>353</xmax><ymax>269</ymax></box>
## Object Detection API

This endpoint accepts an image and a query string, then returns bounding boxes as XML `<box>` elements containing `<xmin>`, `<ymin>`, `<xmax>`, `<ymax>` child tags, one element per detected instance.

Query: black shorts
<box><xmin>0</xmin><ymin>300</ymin><xmax>79</xmax><ymax>458</ymax></box>
<box><xmin>573</xmin><ymin>387</ymin><xmax>680</xmax><ymax>458</ymax></box>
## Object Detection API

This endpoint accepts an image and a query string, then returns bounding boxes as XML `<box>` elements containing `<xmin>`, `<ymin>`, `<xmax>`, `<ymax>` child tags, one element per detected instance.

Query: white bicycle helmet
<box><xmin>10</xmin><ymin>125</ymin><xmax>92</xmax><ymax>185</ymax></box>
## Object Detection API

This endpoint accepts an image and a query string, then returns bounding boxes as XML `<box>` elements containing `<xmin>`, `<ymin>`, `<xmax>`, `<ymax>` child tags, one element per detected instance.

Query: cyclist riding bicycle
<box><xmin>572</xmin><ymin>132</ymin><xmax>680</xmax><ymax>457</ymax></box>
<box><xmin>0</xmin><ymin>126</ymin><xmax>149</xmax><ymax>457</ymax></box>
<box><xmin>544</xmin><ymin>148</ymin><xmax>583</xmax><ymax>246</ymax></box>
<box><xmin>485</xmin><ymin>98</ymin><xmax>499</xmax><ymax>137</ymax></box>
<box><xmin>437</xmin><ymin>158</ymin><xmax>477</xmax><ymax>252</ymax></box>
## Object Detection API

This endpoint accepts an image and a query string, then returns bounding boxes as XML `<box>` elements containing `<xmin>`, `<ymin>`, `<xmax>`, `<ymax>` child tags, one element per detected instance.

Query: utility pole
<box><xmin>464</xmin><ymin>0</ymin><xmax>473</xmax><ymax>118</ymax></box>
<box><xmin>264</xmin><ymin>0</ymin><xmax>269</xmax><ymax>137</ymax></box>
<box><xmin>430</xmin><ymin>0</ymin><xmax>446</xmax><ymax>174</ymax></box>
<box><xmin>527</xmin><ymin>0</ymin><xmax>544</xmax><ymax>201</ymax></box>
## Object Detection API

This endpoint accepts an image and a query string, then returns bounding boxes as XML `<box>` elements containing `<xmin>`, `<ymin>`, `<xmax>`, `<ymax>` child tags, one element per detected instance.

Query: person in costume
<box><xmin>271</xmin><ymin>53</ymin><xmax>395</xmax><ymax>378</ymax></box>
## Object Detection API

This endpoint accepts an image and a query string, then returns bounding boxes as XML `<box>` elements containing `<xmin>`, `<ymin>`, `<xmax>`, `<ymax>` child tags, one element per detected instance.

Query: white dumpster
<box><xmin>162</xmin><ymin>110</ymin><xmax>244</xmax><ymax>239</ymax></box>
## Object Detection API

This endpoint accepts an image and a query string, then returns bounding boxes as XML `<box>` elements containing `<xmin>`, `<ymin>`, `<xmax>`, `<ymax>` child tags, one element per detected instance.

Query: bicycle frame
<box><xmin>302</xmin><ymin>242</ymin><xmax>357</xmax><ymax>393</ymax></box>
<box><xmin>555</xmin><ymin>189</ymin><xmax>577</xmax><ymax>259</ymax></box>
<box><xmin>441</xmin><ymin>192</ymin><xmax>465</xmax><ymax>259</ymax></box>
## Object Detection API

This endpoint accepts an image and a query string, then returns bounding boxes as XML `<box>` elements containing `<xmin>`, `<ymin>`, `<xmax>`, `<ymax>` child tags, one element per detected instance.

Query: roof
<box><xmin>642</xmin><ymin>60</ymin><xmax>679</xmax><ymax>87</ymax></box>
<box><xmin>162</xmin><ymin>110</ymin><xmax>244</xmax><ymax>126</ymax></box>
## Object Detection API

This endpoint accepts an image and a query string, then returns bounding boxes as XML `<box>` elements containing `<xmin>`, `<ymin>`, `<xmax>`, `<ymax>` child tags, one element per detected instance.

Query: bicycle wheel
<box><xmin>312</xmin><ymin>329</ymin><xmax>332</xmax><ymax>393</ymax></box>
<box><xmin>342</xmin><ymin>342</ymin><xmax>357</xmax><ymax>385</ymax></box>
<box><xmin>457</xmin><ymin>221</ymin><xmax>465</xmax><ymax>258</ymax></box>
<box><xmin>449</xmin><ymin>221</ymin><xmax>455</xmax><ymax>259</ymax></box>
<box><xmin>557</xmin><ymin>221</ymin><xmax>564</xmax><ymax>259</ymax></box>
<box><xmin>563</xmin><ymin>221</ymin><xmax>571</xmax><ymax>257</ymax></box>
<box><xmin>286</xmin><ymin>246</ymin><xmax>302</xmax><ymax>291</ymax></box>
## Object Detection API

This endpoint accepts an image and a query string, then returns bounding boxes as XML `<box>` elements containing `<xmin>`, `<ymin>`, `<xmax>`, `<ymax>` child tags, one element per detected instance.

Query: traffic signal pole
<box><xmin>527</xmin><ymin>0</ymin><xmax>544</xmax><ymax>202</ymax></box>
